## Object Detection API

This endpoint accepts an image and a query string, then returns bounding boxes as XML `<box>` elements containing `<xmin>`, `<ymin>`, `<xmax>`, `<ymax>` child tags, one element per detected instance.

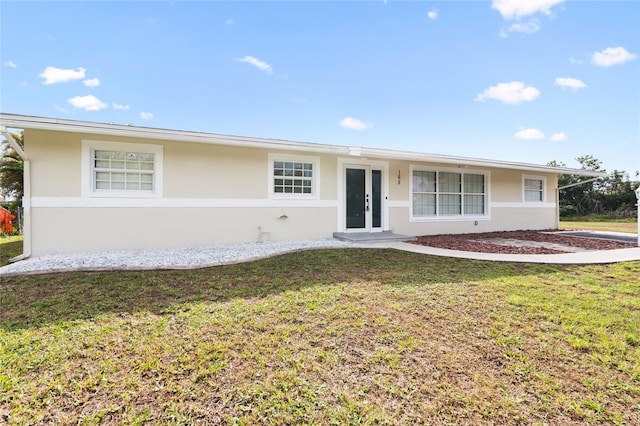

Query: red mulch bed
<box><xmin>412</xmin><ymin>230</ymin><xmax>635</xmax><ymax>254</ymax></box>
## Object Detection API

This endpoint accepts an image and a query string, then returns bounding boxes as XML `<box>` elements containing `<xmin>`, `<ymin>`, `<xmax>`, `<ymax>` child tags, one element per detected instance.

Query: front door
<box><xmin>345</xmin><ymin>166</ymin><xmax>383</xmax><ymax>232</ymax></box>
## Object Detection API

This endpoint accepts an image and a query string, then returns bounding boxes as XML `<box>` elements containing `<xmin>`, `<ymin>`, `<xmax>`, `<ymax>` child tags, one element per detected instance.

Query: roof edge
<box><xmin>358</xmin><ymin>147</ymin><xmax>607</xmax><ymax>177</ymax></box>
<box><xmin>0</xmin><ymin>113</ymin><xmax>349</xmax><ymax>155</ymax></box>
<box><xmin>0</xmin><ymin>113</ymin><xmax>606</xmax><ymax>177</ymax></box>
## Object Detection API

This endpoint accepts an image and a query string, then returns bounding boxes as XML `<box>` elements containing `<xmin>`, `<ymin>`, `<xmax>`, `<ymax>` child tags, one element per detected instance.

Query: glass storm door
<box><xmin>345</xmin><ymin>166</ymin><xmax>383</xmax><ymax>231</ymax></box>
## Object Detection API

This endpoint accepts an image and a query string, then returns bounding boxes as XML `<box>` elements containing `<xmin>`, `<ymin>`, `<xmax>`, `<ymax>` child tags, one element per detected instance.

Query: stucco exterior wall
<box><xmin>389</xmin><ymin>205</ymin><xmax>557</xmax><ymax>236</ymax></box>
<box><xmin>26</xmin><ymin>129</ymin><xmax>82</xmax><ymax>197</ymax></box>
<box><xmin>23</xmin><ymin>128</ymin><xmax>560</xmax><ymax>256</ymax></box>
<box><xmin>377</xmin><ymin>158</ymin><xmax>559</xmax><ymax>236</ymax></box>
<box><xmin>25</xmin><ymin>129</ymin><xmax>343</xmax><ymax>256</ymax></box>
<box><xmin>30</xmin><ymin>207</ymin><xmax>337</xmax><ymax>256</ymax></box>
<box><xmin>163</xmin><ymin>142</ymin><xmax>267</xmax><ymax>199</ymax></box>
<box><xmin>25</xmin><ymin>129</ymin><xmax>340</xmax><ymax>201</ymax></box>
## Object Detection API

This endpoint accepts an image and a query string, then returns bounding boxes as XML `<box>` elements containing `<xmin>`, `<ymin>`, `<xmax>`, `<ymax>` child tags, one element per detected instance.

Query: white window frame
<box><xmin>410</xmin><ymin>165</ymin><xmax>489</xmax><ymax>222</ymax></box>
<box><xmin>523</xmin><ymin>175</ymin><xmax>546</xmax><ymax>203</ymax></box>
<box><xmin>81</xmin><ymin>140</ymin><xmax>163</xmax><ymax>199</ymax></box>
<box><xmin>268</xmin><ymin>153</ymin><xmax>320</xmax><ymax>200</ymax></box>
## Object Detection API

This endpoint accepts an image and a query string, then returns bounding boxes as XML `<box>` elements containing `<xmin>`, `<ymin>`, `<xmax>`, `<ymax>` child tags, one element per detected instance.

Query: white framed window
<box><xmin>523</xmin><ymin>176</ymin><xmax>545</xmax><ymax>202</ymax></box>
<box><xmin>411</xmin><ymin>166</ymin><xmax>488</xmax><ymax>220</ymax></box>
<box><xmin>268</xmin><ymin>153</ymin><xmax>319</xmax><ymax>199</ymax></box>
<box><xmin>82</xmin><ymin>140</ymin><xmax>163</xmax><ymax>198</ymax></box>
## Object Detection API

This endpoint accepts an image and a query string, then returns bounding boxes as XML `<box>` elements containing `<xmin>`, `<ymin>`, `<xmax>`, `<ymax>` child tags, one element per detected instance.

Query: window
<box><xmin>93</xmin><ymin>150</ymin><xmax>155</xmax><ymax>192</ymax></box>
<box><xmin>269</xmin><ymin>154</ymin><xmax>319</xmax><ymax>199</ymax></box>
<box><xmin>464</xmin><ymin>173</ymin><xmax>486</xmax><ymax>214</ymax></box>
<box><xmin>273</xmin><ymin>161</ymin><xmax>313</xmax><ymax>194</ymax></box>
<box><xmin>439</xmin><ymin>172</ymin><xmax>462</xmax><ymax>215</ymax></box>
<box><xmin>524</xmin><ymin>177</ymin><xmax>544</xmax><ymax>202</ymax></box>
<box><xmin>411</xmin><ymin>168</ymin><xmax>487</xmax><ymax>218</ymax></box>
<box><xmin>82</xmin><ymin>140</ymin><xmax>163</xmax><ymax>198</ymax></box>
<box><xmin>412</xmin><ymin>171</ymin><xmax>436</xmax><ymax>216</ymax></box>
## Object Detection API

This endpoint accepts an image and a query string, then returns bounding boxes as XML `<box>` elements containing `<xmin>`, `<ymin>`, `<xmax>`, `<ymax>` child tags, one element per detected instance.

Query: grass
<box><xmin>0</xmin><ymin>235</ymin><xmax>22</xmax><ymax>267</ymax></box>
<box><xmin>1</xmin><ymin>244</ymin><xmax>639</xmax><ymax>424</ymax></box>
<box><xmin>560</xmin><ymin>216</ymin><xmax>637</xmax><ymax>234</ymax></box>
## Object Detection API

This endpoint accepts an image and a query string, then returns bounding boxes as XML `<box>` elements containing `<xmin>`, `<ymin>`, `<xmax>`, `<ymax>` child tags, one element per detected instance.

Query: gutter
<box><xmin>0</xmin><ymin>126</ymin><xmax>31</xmax><ymax>262</ymax></box>
<box><xmin>555</xmin><ymin>176</ymin><xmax>603</xmax><ymax>229</ymax></box>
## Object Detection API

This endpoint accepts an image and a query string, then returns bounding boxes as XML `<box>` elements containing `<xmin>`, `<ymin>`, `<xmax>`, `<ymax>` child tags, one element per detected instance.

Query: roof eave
<box><xmin>0</xmin><ymin>113</ymin><xmax>606</xmax><ymax>177</ymax></box>
<box><xmin>358</xmin><ymin>147</ymin><xmax>607</xmax><ymax>177</ymax></box>
<box><xmin>0</xmin><ymin>113</ymin><xmax>349</xmax><ymax>155</ymax></box>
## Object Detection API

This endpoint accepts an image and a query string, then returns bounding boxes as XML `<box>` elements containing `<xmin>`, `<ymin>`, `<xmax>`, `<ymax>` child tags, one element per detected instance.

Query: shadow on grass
<box><xmin>0</xmin><ymin>248</ymin><xmax>559</xmax><ymax>330</ymax></box>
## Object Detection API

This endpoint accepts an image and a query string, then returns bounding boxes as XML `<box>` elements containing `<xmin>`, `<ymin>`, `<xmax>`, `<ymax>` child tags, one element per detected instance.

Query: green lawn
<box><xmin>0</xmin><ymin>236</ymin><xmax>22</xmax><ymax>267</ymax></box>
<box><xmin>560</xmin><ymin>217</ymin><xmax>637</xmax><ymax>234</ymax></box>
<box><xmin>1</xmin><ymin>248</ymin><xmax>639</xmax><ymax>424</ymax></box>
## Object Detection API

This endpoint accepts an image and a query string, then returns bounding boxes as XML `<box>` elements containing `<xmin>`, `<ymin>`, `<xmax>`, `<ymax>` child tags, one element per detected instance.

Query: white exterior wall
<box><xmin>25</xmin><ymin>129</ymin><xmax>339</xmax><ymax>256</ymax></box>
<box><xmin>30</xmin><ymin>207</ymin><xmax>336</xmax><ymax>256</ymax></box>
<box><xmin>388</xmin><ymin>205</ymin><xmax>557</xmax><ymax>236</ymax></box>
<box><xmin>24</xmin><ymin>128</ymin><xmax>559</xmax><ymax>257</ymax></box>
<box><xmin>383</xmin><ymin>160</ymin><xmax>558</xmax><ymax>236</ymax></box>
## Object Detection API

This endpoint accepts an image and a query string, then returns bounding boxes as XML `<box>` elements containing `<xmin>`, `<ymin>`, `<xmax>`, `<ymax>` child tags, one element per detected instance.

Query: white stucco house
<box><xmin>0</xmin><ymin>113</ymin><xmax>605</xmax><ymax>260</ymax></box>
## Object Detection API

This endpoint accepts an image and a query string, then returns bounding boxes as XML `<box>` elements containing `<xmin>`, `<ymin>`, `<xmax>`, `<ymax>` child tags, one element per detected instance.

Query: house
<box><xmin>0</xmin><ymin>113</ymin><xmax>605</xmax><ymax>260</ymax></box>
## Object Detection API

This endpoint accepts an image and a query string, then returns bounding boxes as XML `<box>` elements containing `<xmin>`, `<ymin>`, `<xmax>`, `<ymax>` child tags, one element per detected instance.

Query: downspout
<box><xmin>0</xmin><ymin>126</ymin><xmax>31</xmax><ymax>262</ymax></box>
<box><xmin>555</xmin><ymin>176</ymin><xmax>602</xmax><ymax>229</ymax></box>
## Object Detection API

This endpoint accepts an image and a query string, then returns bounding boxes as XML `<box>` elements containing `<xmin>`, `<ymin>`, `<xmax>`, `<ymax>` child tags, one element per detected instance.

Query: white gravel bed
<box><xmin>0</xmin><ymin>239</ymin><xmax>355</xmax><ymax>276</ymax></box>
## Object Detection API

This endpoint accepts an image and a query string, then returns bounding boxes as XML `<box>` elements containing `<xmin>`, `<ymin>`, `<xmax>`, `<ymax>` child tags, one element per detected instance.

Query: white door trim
<box><xmin>337</xmin><ymin>157</ymin><xmax>389</xmax><ymax>233</ymax></box>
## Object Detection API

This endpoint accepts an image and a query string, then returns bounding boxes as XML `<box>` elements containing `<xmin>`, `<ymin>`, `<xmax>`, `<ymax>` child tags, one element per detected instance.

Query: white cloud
<box><xmin>83</xmin><ymin>78</ymin><xmax>101</xmax><ymax>87</ymax></box>
<box><xmin>340</xmin><ymin>117</ymin><xmax>372</xmax><ymax>131</ymax></box>
<box><xmin>555</xmin><ymin>77</ymin><xmax>587</xmax><ymax>90</ymax></box>
<box><xmin>506</xmin><ymin>19</ymin><xmax>541</xmax><ymax>34</ymax></box>
<box><xmin>514</xmin><ymin>128</ymin><xmax>545</xmax><ymax>140</ymax></box>
<box><xmin>491</xmin><ymin>0</ymin><xmax>565</xmax><ymax>20</ymax></box>
<box><xmin>39</xmin><ymin>66</ymin><xmax>86</xmax><ymax>85</ymax></box>
<box><xmin>4</xmin><ymin>60</ymin><xmax>17</xmax><ymax>68</ymax></box>
<box><xmin>550</xmin><ymin>132</ymin><xmax>568</xmax><ymax>142</ymax></box>
<box><xmin>475</xmin><ymin>81</ymin><xmax>540</xmax><ymax>104</ymax></box>
<box><xmin>140</xmin><ymin>112</ymin><xmax>154</xmax><ymax>120</ymax></box>
<box><xmin>591</xmin><ymin>46</ymin><xmax>637</xmax><ymax>67</ymax></box>
<box><xmin>112</xmin><ymin>103</ymin><xmax>130</xmax><ymax>110</ymax></box>
<box><xmin>236</xmin><ymin>56</ymin><xmax>273</xmax><ymax>74</ymax></box>
<box><xmin>225</xmin><ymin>19</ymin><xmax>235</xmax><ymax>25</ymax></box>
<box><xmin>67</xmin><ymin>95</ymin><xmax>107</xmax><ymax>111</ymax></box>
<box><xmin>427</xmin><ymin>10</ymin><xmax>438</xmax><ymax>20</ymax></box>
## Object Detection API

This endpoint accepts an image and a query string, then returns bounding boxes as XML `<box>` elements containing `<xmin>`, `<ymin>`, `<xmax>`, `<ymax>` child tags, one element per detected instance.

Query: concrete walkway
<box><xmin>334</xmin><ymin>231</ymin><xmax>640</xmax><ymax>264</ymax></box>
<box><xmin>371</xmin><ymin>230</ymin><xmax>640</xmax><ymax>264</ymax></box>
<box><xmin>379</xmin><ymin>242</ymin><xmax>640</xmax><ymax>264</ymax></box>
<box><xmin>1</xmin><ymin>233</ymin><xmax>638</xmax><ymax>276</ymax></box>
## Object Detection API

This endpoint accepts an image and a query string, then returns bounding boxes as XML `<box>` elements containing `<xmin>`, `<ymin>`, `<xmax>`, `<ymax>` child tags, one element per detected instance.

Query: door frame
<box><xmin>337</xmin><ymin>158</ymin><xmax>389</xmax><ymax>233</ymax></box>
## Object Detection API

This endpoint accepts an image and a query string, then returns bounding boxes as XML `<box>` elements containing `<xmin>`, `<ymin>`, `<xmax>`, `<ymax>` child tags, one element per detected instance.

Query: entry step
<box><xmin>333</xmin><ymin>231</ymin><xmax>417</xmax><ymax>244</ymax></box>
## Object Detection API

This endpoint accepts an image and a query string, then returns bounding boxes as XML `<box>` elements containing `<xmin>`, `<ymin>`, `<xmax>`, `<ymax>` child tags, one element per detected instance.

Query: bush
<box><xmin>559</xmin><ymin>205</ymin><xmax>579</xmax><ymax>217</ymax></box>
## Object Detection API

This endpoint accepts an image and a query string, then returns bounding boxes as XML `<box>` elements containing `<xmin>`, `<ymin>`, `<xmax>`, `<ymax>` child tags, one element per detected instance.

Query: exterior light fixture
<box><xmin>397</xmin><ymin>170</ymin><xmax>401</xmax><ymax>185</ymax></box>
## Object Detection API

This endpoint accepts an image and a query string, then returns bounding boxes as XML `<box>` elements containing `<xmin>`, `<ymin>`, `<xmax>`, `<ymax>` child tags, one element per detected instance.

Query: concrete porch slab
<box><xmin>333</xmin><ymin>231</ymin><xmax>417</xmax><ymax>244</ymax></box>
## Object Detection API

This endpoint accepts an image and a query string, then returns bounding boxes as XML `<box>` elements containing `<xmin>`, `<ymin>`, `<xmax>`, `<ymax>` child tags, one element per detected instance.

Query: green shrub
<box><xmin>559</xmin><ymin>205</ymin><xmax>579</xmax><ymax>217</ymax></box>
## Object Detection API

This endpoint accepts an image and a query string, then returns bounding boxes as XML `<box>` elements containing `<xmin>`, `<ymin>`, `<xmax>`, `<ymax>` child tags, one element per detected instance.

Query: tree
<box><xmin>549</xmin><ymin>156</ymin><xmax>603</xmax><ymax>216</ymax></box>
<box><xmin>0</xmin><ymin>131</ymin><xmax>24</xmax><ymax>211</ymax></box>
<box><xmin>550</xmin><ymin>155</ymin><xmax>639</xmax><ymax>217</ymax></box>
<box><xmin>599</xmin><ymin>169</ymin><xmax>637</xmax><ymax>216</ymax></box>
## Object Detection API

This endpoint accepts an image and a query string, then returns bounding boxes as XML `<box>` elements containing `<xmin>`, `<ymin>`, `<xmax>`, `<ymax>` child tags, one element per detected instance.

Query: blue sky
<box><xmin>1</xmin><ymin>0</ymin><xmax>639</xmax><ymax>175</ymax></box>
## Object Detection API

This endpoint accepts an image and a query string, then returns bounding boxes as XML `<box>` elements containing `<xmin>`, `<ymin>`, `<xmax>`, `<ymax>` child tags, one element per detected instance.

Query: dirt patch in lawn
<box><xmin>413</xmin><ymin>230</ymin><xmax>635</xmax><ymax>254</ymax></box>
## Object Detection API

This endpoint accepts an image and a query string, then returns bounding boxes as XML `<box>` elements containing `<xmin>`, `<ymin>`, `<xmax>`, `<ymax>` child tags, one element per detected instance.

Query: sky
<box><xmin>1</xmin><ymin>0</ymin><xmax>639</xmax><ymax>176</ymax></box>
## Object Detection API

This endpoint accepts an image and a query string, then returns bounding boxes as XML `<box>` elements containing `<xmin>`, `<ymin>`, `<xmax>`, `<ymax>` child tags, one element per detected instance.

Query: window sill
<box><xmin>270</xmin><ymin>194</ymin><xmax>318</xmax><ymax>200</ymax></box>
<box><xmin>86</xmin><ymin>191</ymin><xmax>161</xmax><ymax>199</ymax></box>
